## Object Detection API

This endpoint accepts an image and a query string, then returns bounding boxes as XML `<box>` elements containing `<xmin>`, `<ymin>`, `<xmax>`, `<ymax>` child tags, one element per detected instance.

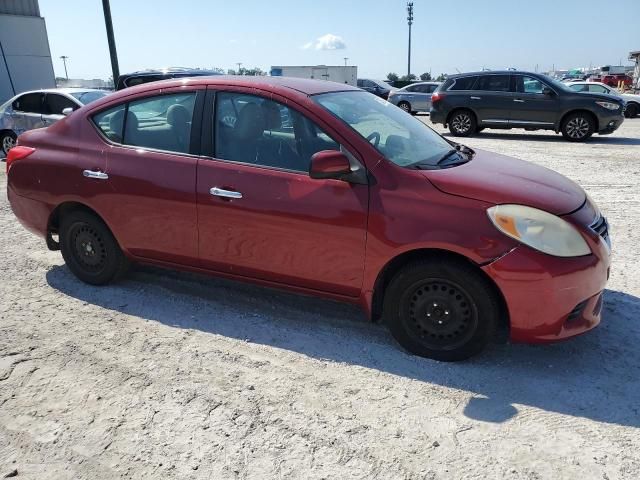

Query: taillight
<box><xmin>6</xmin><ymin>146</ymin><xmax>35</xmax><ymax>173</ymax></box>
<box><xmin>431</xmin><ymin>91</ymin><xmax>445</xmax><ymax>103</ymax></box>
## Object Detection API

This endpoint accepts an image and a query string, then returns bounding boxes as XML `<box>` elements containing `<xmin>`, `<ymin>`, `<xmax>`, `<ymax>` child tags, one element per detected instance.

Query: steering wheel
<box><xmin>366</xmin><ymin>131</ymin><xmax>381</xmax><ymax>147</ymax></box>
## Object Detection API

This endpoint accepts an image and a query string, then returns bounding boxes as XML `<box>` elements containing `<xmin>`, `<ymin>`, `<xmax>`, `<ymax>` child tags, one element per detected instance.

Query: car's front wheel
<box><xmin>1</xmin><ymin>131</ymin><xmax>17</xmax><ymax>156</ymax></box>
<box><xmin>383</xmin><ymin>259</ymin><xmax>499</xmax><ymax>361</ymax></box>
<box><xmin>448</xmin><ymin>110</ymin><xmax>476</xmax><ymax>137</ymax></box>
<box><xmin>60</xmin><ymin>210</ymin><xmax>129</xmax><ymax>285</ymax></box>
<box><xmin>561</xmin><ymin>112</ymin><xmax>595</xmax><ymax>141</ymax></box>
<box><xmin>397</xmin><ymin>101</ymin><xmax>412</xmax><ymax>113</ymax></box>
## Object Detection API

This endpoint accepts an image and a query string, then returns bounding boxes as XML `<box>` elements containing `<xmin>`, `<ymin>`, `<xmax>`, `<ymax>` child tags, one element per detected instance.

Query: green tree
<box><xmin>387</xmin><ymin>72</ymin><xmax>399</xmax><ymax>82</ymax></box>
<box><xmin>420</xmin><ymin>72</ymin><xmax>432</xmax><ymax>81</ymax></box>
<box><xmin>400</xmin><ymin>74</ymin><xmax>417</xmax><ymax>81</ymax></box>
<box><xmin>436</xmin><ymin>73</ymin><xmax>447</xmax><ymax>82</ymax></box>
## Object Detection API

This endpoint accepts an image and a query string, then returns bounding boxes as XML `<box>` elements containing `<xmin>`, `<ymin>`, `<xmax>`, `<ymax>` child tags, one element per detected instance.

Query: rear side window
<box><xmin>44</xmin><ymin>94</ymin><xmax>78</xmax><ymax>115</ymax></box>
<box><xmin>12</xmin><ymin>93</ymin><xmax>44</xmax><ymax>113</ymax></box>
<box><xmin>588</xmin><ymin>84</ymin><xmax>609</xmax><ymax>94</ymax></box>
<box><xmin>449</xmin><ymin>76</ymin><xmax>478</xmax><ymax>91</ymax></box>
<box><xmin>475</xmin><ymin>75</ymin><xmax>510</xmax><ymax>92</ymax></box>
<box><xmin>91</xmin><ymin>92</ymin><xmax>197</xmax><ymax>154</ymax></box>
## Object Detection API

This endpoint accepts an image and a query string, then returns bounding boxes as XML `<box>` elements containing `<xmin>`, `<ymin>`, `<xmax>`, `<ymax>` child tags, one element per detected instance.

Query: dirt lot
<box><xmin>1</xmin><ymin>120</ymin><xmax>639</xmax><ymax>479</ymax></box>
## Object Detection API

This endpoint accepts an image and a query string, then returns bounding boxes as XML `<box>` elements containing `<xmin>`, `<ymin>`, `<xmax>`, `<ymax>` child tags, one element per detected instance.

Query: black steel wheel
<box><xmin>448</xmin><ymin>110</ymin><xmax>476</xmax><ymax>137</ymax></box>
<box><xmin>383</xmin><ymin>259</ymin><xmax>500</xmax><ymax>361</ymax></box>
<box><xmin>60</xmin><ymin>210</ymin><xmax>129</xmax><ymax>285</ymax></box>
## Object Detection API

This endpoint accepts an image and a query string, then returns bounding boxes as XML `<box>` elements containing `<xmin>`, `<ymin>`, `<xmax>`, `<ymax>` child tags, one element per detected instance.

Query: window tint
<box><xmin>12</xmin><ymin>93</ymin><xmax>44</xmax><ymax>113</ymax></box>
<box><xmin>124</xmin><ymin>93</ymin><xmax>196</xmax><ymax>153</ymax></box>
<box><xmin>588</xmin><ymin>84</ymin><xmax>609</xmax><ymax>94</ymax></box>
<box><xmin>92</xmin><ymin>104</ymin><xmax>126</xmax><ymax>143</ymax></box>
<box><xmin>475</xmin><ymin>75</ymin><xmax>510</xmax><ymax>92</ymax></box>
<box><xmin>44</xmin><ymin>94</ymin><xmax>78</xmax><ymax>115</ymax></box>
<box><xmin>415</xmin><ymin>84</ymin><xmax>436</xmax><ymax>93</ymax></box>
<box><xmin>214</xmin><ymin>92</ymin><xmax>339</xmax><ymax>172</ymax></box>
<box><xmin>449</xmin><ymin>76</ymin><xmax>478</xmax><ymax>91</ymax></box>
<box><xmin>520</xmin><ymin>76</ymin><xmax>545</xmax><ymax>94</ymax></box>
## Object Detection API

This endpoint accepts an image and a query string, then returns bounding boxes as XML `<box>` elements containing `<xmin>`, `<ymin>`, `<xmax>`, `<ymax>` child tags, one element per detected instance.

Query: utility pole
<box><xmin>407</xmin><ymin>2</ymin><xmax>414</xmax><ymax>77</ymax></box>
<box><xmin>101</xmin><ymin>0</ymin><xmax>120</xmax><ymax>87</ymax></box>
<box><xmin>343</xmin><ymin>57</ymin><xmax>348</xmax><ymax>67</ymax></box>
<box><xmin>60</xmin><ymin>56</ymin><xmax>69</xmax><ymax>79</ymax></box>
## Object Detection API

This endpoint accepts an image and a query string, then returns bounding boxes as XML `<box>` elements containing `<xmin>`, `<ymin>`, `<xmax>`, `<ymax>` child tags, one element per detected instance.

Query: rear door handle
<box><xmin>470</xmin><ymin>96</ymin><xmax>482</xmax><ymax>100</ymax></box>
<box><xmin>513</xmin><ymin>98</ymin><xmax>525</xmax><ymax>103</ymax></box>
<box><xmin>83</xmin><ymin>169</ymin><xmax>108</xmax><ymax>180</ymax></box>
<box><xmin>210</xmin><ymin>187</ymin><xmax>242</xmax><ymax>199</ymax></box>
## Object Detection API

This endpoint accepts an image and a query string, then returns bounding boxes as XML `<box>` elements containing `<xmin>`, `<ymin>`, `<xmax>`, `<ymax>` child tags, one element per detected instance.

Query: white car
<box><xmin>567</xmin><ymin>81</ymin><xmax>640</xmax><ymax>118</ymax></box>
<box><xmin>0</xmin><ymin>88</ymin><xmax>110</xmax><ymax>156</ymax></box>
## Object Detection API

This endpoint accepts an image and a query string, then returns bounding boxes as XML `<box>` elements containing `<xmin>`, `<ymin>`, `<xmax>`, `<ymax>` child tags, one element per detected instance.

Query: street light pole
<box><xmin>344</xmin><ymin>57</ymin><xmax>348</xmax><ymax>67</ymax></box>
<box><xmin>60</xmin><ymin>55</ymin><xmax>69</xmax><ymax>79</ymax></box>
<box><xmin>101</xmin><ymin>0</ymin><xmax>120</xmax><ymax>88</ymax></box>
<box><xmin>407</xmin><ymin>2</ymin><xmax>414</xmax><ymax>77</ymax></box>
<box><xmin>236</xmin><ymin>62</ymin><xmax>242</xmax><ymax>74</ymax></box>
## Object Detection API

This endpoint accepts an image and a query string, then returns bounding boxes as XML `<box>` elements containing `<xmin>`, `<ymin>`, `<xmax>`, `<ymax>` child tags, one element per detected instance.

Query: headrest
<box><xmin>167</xmin><ymin>104</ymin><xmax>190</xmax><ymax>126</ymax></box>
<box><xmin>234</xmin><ymin>102</ymin><xmax>265</xmax><ymax>140</ymax></box>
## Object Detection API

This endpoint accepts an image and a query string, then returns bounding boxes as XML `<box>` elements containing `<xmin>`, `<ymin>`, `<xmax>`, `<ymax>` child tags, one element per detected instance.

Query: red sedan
<box><xmin>5</xmin><ymin>76</ymin><xmax>611</xmax><ymax>361</ymax></box>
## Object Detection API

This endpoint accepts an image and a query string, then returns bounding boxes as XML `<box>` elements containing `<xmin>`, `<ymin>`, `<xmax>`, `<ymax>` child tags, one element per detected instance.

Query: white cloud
<box><xmin>301</xmin><ymin>34</ymin><xmax>346</xmax><ymax>51</ymax></box>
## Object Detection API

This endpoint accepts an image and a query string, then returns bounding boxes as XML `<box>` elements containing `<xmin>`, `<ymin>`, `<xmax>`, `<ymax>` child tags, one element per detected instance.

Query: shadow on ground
<box><xmin>441</xmin><ymin>131</ymin><xmax>640</xmax><ymax>145</ymax></box>
<box><xmin>47</xmin><ymin>264</ymin><xmax>640</xmax><ymax>428</ymax></box>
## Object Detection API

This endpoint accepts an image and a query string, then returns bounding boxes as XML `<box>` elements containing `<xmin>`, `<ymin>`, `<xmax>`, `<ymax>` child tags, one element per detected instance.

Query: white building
<box><xmin>0</xmin><ymin>0</ymin><xmax>55</xmax><ymax>104</ymax></box>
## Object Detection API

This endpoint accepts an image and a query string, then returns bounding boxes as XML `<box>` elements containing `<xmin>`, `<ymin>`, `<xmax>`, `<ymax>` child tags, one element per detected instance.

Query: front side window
<box><xmin>12</xmin><ymin>93</ymin><xmax>44</xmax><ymax>113</ymax></box>
<box><xmin>475</xmin><ymin>75</ymin><xmax>510</xmax><ymax>92</ymax></box>
<box><xmin>315</xmin><ymin>91</ymin><xmax>453</xmax><ymax>168</ymax></box>
<box><xmin>91</xmin><ymin>92</ymin><xmax>196</xmax><ymax>153</ymax></box>
<box><xmin>520</xmin><ymin>76</ymin><xmax>545</xmax><ymax>94</ymax></box>
<box><xmin>449</xmin><ymin>76</ymin><xmax>478</xmax><ymax>91</ymax></box>
<box><xmin>214</xmin><ymin>92</ymin><xmax>339</xmax><ymax>172</ymax></box>
<box><xmin>45</xmin><ymin>94</ymin><xmax>78</xmax><ymax>115</ymax></box>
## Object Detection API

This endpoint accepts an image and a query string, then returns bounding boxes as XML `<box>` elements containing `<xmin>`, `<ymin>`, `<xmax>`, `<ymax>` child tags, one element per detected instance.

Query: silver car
<box><xmin>387</xmin><ymin>82</ymin><xmax>441</xmax><ymax>114</ymax></box>
<box><xmin>0</xmin><ymin>88</ymin><xmax>110</xmax><ymax>156</ymax></box>
<box><xmin>566</xmin><ymin>81</ymin><xmax>640</xmax><ymax>118</ymax></box>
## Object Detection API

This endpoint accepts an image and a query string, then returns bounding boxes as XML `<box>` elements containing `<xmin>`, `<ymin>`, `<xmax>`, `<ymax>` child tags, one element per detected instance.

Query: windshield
<box><xmin>314</xmin><ymin>91</ymin><xmax>453</xmax><ymax>167</ymax></box>
<box><xmin>70</xmin><ymin>91</ymin><xmax>109</xmax><ymax>105</ymax></box>
<box><xmin>541</xmin><ymin>75</ymin><xmax>572</xmax><ymax>93</ymax></box>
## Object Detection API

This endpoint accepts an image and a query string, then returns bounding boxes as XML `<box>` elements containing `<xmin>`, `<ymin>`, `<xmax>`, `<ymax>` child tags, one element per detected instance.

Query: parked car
<box><xmin>6</xmin><ymin>76</ymin><xmax>611</xmax><ymax>361</ymax></box>
<box><xmin>116</xmin><ymin>67</ymin><xmax>222</xmax><ymax>90</ymax></box>
<box><xmin>388</xmin><ymin>82</ymin><xmax>441</xmax><ymax>113</ymax></box>
<box><xmin>356</xmin><ymin>78</ymin><xmax>396</xmax><ymax>99</ymax></box>
<box><xmin>430</xmin><ymin>71</ymin><xmax>625</xmax><ymax>141</ymax></box>
<box><xmin>567</xmin><ymin>81</ymin><xmax>639</xmax><ymax>118</ymax></box>
<box><xmin>590</xmin><ymin>74</ymin><xmax>633</xmax><ymax>88</ymax></box>
<box><xmin>0</xmin><ymin>88</ymin><xmax>109</xmax><ymax>156</ymax></box>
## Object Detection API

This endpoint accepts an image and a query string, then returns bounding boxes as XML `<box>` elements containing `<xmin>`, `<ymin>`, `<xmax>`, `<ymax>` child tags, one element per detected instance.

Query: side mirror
<box><xmin>309</xmin><ymin>150</ymin><xmax>352</xmax><ymax>180</ymax></box>
<box><xmin>62</xmin><ymin>107</ymin><xmax>74</xmax><ymax>116</ymax></box>
<box><xmin>542</xmin><ymin>87</ymin><xmax>554</xmax><ymax>96</ymax></box>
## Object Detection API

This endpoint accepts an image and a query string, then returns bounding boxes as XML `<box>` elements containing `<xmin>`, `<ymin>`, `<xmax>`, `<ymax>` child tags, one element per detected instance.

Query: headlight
<box><xmin>487</xmin><ymin>205</ymin><xmax>591</xmax><ymax>257</ymax></box>
<box><xmin>595</xmin><ymin>101</ymin><xmax>620</xmax><ymax>110</ymax></box>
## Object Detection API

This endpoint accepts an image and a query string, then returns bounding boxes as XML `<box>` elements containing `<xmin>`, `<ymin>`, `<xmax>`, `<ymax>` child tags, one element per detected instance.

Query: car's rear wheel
<box><xmin>1</xmin><ymin>131</ymin><xmax>17</xmax><ymax>156</ymax></box>
<box><xmin>383</xmin><ymin>259</ymin><xmax>499</xmax><ymax>361</ymax></box>
<box><xmin>561</xmin><ymin>112</ymin><xmax>595</xmax><ymax>141</ymax></box>
<box><xmin>60</xmin><ymin>210</ymin><xmax>129</xmax><ymax>285</ymax></box>
<box><xmin>397</xmin><ymin>101</ymin><xmax>412</xmax><ymax>113</ymax></box>
<box><xmin>625</xmin><ymin>103</ymin><xmax>638</xmax><ymax>118</ymax></box>
<box><xmin>448</xmin><ymin>110</ymin><xmax>476</xmax><ymax>137</ymax></box>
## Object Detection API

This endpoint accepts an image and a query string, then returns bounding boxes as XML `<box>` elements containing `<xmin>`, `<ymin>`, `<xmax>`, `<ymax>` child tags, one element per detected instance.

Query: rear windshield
<box><xmin>69</xmin><ymin>91</ymin><xmax>109</xmax><ymax>105</ymax></box>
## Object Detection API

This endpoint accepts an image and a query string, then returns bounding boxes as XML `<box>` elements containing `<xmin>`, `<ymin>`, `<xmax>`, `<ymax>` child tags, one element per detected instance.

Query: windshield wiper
<box><xmin>436</xmin><ymin>149</ymin><xmax>463</xmax><ymax>165</ymax></box>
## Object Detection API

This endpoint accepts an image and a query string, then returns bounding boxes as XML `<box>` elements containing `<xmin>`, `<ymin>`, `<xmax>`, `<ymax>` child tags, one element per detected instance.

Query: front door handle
<box><xmin>513</xmin><ymin>98</ymin><xmax>525</xmax><ymax>103</ymax></box>
<box><xmin>210</xmin><ymin>187</ymin><xmax>243</xmax><ymax>199</ymax></box>
<box><xmin>83</xmin><ymin>169</ymin><xmax>109</xmax><ymax>180</ymax></box>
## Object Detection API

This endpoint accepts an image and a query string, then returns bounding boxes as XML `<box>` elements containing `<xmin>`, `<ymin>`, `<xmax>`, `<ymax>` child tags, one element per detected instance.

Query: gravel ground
<box><xmin>1</xmin><ymin>120</ymin><xmax>639</xmax><ymax>479</ymax></box>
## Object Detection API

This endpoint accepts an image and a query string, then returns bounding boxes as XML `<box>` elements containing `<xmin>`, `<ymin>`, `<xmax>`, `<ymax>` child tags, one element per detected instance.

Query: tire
<box><xmin>561</xmin><ymin>112</ymin><xmax>595</xmax><ymax>141</ymax></box>
<box><xmin>448</xmin><ymin>110</ymin><xmax>476</xmax><ymax>137</ymax></box>
<box><xmin>383</xmin><ymin>259</ymin><xmax>499</xmax><ymax>361</ymax></box>
<box><xmin>1</xmin><ymin>131</ymin><xmax>17</xmax><ymax>156</ymax></box>
<box><xmin>60</xmin><ymin>210</ymin><xmax>129</xmax><ymax>285</ymax></box>
<box><xmin>397</xmin><ymin>101</ymin><xmax>411</xmax><ymax>113</ymax></box>
<box><xmin>625</xmin><ymin>103</ymin><xmax>639</xmax><ymax>118</ymax></box>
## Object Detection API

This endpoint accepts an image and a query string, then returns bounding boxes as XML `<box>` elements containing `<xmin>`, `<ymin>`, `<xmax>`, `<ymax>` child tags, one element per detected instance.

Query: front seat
<box><xmin>166</xmin><ymin>104</ymin><xmax>191</xmax><ymax>153</ymax></box>
<box><xmin>225</xmin><ymin>102</ymin><xmax>265</xmax><ymax>163</ymax></box>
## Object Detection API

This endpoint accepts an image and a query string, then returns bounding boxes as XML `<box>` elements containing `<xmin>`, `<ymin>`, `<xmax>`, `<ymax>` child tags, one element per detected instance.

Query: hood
<box><xmin>423</xmin><ymin>149</ymin><xmax>585</xmax><ymax>215</ymax></box>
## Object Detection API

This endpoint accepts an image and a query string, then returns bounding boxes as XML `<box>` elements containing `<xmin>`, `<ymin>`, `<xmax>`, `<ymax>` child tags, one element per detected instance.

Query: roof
<box><xmin>119</xmin><ymin>68</ymin><xmax>222</xmax><ymax>77</ymax></box>
<box><xmin>119</xmin><ymin>75</ymin><xmax>361</xmax><ymax>97</ymax></box>
<box><xmin>446</xmin><ymin>70</ymin><xmax>541</xmax><ymax>78</ymax></box>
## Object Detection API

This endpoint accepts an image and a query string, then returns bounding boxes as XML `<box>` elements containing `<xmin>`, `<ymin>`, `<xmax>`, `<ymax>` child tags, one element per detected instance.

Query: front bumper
<box><xmin>596</xmin><ymin>111</ymin><xmax>624</xmax><ymax>135</ymax></box>
<box><xmin>482</xmin><ymin>220</ymin><xmax>611</xmax><ymax>343</ymax></box>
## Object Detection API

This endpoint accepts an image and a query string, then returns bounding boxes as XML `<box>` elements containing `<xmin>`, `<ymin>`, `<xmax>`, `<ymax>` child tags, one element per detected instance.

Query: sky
<box><xmin>39</xmin><ymin>0</ymin><xmax>640</xmax><ymax>81</ymax></box>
